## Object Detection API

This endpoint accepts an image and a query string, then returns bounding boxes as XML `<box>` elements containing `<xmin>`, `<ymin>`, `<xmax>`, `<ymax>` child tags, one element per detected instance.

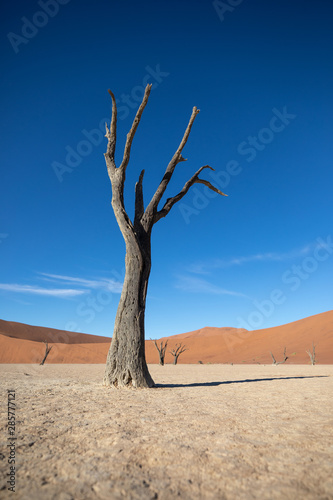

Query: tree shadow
<box><xmin>154</xmin><ymin>375</ymin><xmax>329</xmax><ymax>389</ymax></box>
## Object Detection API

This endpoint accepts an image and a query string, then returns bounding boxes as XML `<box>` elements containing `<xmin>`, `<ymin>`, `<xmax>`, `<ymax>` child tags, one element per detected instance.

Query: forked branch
<box><xmin>145</xmin><ymin>106</ymin><xmax>200</xmax><ymax>217</ymax></box>
<box><xmin>105</xmin><ymin>86</ymin><xmax>227</xmax><ymax>233</ymax></box>
<box><xmin>120</xmin><ymin>84</ymin><xmax>152</xmax><ymax>172</ymax></box>
<box><xmin>105</xmin><ymin>90</ymin><xmax>117</xmax><ymax>163</ymax></box>
<box><xmin>270</xmin><ymin>347</ymin><xmax>288</xmax><ymax>365</ymax></box>
<box><xmin>105</xmin><ymin>84</ymin><xmax>152</xmax><ymax>178</ymax></box>
<box><xmin>155</xmin><ymin>165</ymin><xmax>227</xmax><ymax>222</ymax></box>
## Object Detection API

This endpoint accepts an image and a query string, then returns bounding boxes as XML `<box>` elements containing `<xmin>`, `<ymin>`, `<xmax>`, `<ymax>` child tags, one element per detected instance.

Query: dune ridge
<box><xmin>0</xmin><ymin>310</ymin><xmax>332</xmax><ymax>364</ymax></box>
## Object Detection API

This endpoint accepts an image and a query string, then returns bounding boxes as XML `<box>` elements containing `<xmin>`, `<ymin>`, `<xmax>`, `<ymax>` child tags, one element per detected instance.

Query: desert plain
<box><xmin>1</xmin><ymin>363</ymin><xmax>333</xmax><ymax>500</ymax></box>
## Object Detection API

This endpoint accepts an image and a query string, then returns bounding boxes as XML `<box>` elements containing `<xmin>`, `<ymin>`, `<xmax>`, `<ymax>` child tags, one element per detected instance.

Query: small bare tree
<box><xmin>152</xmin><ymin>339</ymin><xmax>168</xmax><ymax>366</ymax></box>
<box><xmin>40</xmin><ymin>340</ymin><xmax>52</xmax><ymax>365</ymax></box>
<box><xmin>270</xmin><ymin>347</ymin><xmax>288</xmax><ymax>365</ymax></box>
<box><xmin>306</xmin><ymin>342</ymin><xmax>316</xmax><ymax>365</ymax></box>
<box><xmin>170</xmin><ymin>343</ymin><xmax>188</xmax><ymax>365</ymax></box>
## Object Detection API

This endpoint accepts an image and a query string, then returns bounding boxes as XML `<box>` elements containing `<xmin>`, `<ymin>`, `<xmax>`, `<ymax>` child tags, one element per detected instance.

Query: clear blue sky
<box><xmin>1</xmin><ymin>0</ymin><xmax>332</xmax><ymax>338</ymax></box>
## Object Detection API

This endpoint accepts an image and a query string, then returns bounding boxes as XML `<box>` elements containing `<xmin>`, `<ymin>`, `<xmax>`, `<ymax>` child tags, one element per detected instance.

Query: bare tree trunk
<box><xmin>103</xmin><ymin>236</ymin><xmax>155</xmax><ymax>388</ymax></box>
<box><xmin>152</xmin><ymin>339</ymin><xmax>168</xmax><ymax>365</ymax></box>
<box><xmin>306</xmin><ymin>342</ymin><xmax>316</xmax><ymax>365</ymax></box>
<box><xmin>40</xmin><ymin>341</ymin><xmax>52</xmax><ymax>365</ymax></box>
<box><xmin>170</xmin><ymin>343</ymin><xmax>187</xmax><ymax>365</ymax></box>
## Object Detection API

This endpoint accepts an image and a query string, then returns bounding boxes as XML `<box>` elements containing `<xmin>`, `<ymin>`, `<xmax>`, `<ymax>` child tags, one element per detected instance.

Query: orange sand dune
<box><xmin>0</xmin><ymin>335</ymin><xmax>108</xmax><ymax>364</ymax></box>
<box><xmin>158</xmin><ymin>310</ymin><xmax>333</xmax><ymax>364</ymax></box>
<box><xmin>0</xmin><ymin>319</ymin><xmax>109</xmax><ymax>344</ymax></box>
<box><xmin>0</xmin><ymin>310</ymin><xmax>332</xmax><ymax>364</ymax></box>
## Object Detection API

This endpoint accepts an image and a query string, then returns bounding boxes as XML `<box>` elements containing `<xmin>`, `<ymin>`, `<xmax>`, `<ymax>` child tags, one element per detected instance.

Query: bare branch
<box><xmin>107</xmin><ymin>90</ymin><xmax>117</xmax><ymax>158</ymax></box>
<box><xmin>270</xmin><ymin>351</ymin><xmax>277</xmax><ymax>364</ymax></box>
<box><xmin>281</xmin><ymin>347</ymin><xmax>288</xmax><ymax>364</ymax></box>
<box><xmin>104</xmin><ymin>87</ymin><xmax>151</xmax><ymax>240</ymax></box>
<box><xmin>145</xmin><ymin>106</ymin><xmax>200</xmax><ymax>217</ymax></box>
<box><xmin>104</xmin><ymin>90</ymin><xmax>118</xmax><ymax>177</ymax></box>
<box><xmin>119</xmin><ymin>84</ymin><xmax>152</xmax><ymax>173</ymax></box>
<box><xmin>134</xmin><ymin>169</ymin><xmax>145</xmax><ymax>231</ymax></box>
<box><xmin>195</xmin><ymin>177</ymin><xmax>227</xmax><ymax>195</ymax></box>
<box><xmin>154</xmin><ymin>165</ymin><xmax>227</xmax><ymax>222</ymax></box>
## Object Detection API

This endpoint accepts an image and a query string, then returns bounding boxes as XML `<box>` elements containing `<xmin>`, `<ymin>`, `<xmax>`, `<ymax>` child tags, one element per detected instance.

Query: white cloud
<box><xmin>0</xmin><ymin>284</ymin><xmax>85</xmax><ymax>297</ymax></box>
<box><xmin>0</xmin><ymin>272</ymin><xmax>124</xmax><ymax>300</ymax></box>
<box><xmin>188</xmin><ymin>243</ymin><xmax>314</xmax><ymax>274</ymax></box>
<box><xmin>175</xmin><ymin>275</ymin><xmax>249</xmax><ymax>298</ymax></box>
<box><xmin>39</xmin><ymin>273</ymin><xmax>123</xmax><ymax>293</ymax></box>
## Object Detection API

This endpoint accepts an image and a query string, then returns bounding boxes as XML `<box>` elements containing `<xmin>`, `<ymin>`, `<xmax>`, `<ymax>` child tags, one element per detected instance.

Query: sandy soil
<box><xmin>1</xmin><ymin>364</ymin><xmax>332</xmax><ymax>500</ymax></box>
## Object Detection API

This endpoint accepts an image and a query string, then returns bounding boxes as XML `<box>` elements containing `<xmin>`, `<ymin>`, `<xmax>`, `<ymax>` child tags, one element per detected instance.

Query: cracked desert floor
<box><xmin>1</xmin><ymin>364</ymin><xmax>333</xmax><ymax>499</ymax></box>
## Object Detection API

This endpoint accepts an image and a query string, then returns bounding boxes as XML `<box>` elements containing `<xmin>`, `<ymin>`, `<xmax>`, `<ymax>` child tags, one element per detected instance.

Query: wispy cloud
<box><xmin>0</xmin><ymin>272</ymin><xmax>124</xmax><ymax>300</ymax></box>
<box><xmin>175</xmin><ymin>275</ymin><xmax>249</xmax><ymax>298</ymax></box>
<box><xmin>0</xmin><ymin>284</ymin><xmax>85</xmax><ymax>297</ymax></box>
<box><xmin>39</xmin><ymin>273</ymin><xmax>123</xmax><ymax>293</ymax></box>
<box><xmin>188</xmin><ymin>243</ymin><xmax>314</xmax><ymax>275</ymax></box>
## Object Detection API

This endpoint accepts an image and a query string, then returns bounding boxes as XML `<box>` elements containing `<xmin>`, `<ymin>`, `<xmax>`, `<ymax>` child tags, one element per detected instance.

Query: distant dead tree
<box><xmin>270</xmin><ymin>347</ymin><xmax>288</xmax><ymax>365</ymax></box>
<box><xmin>169</xmin><ymin>343</ymin><xmax>188</xmax><ymax>365</ymax></box>
<box><xmin>151</xmin><ymin>339</ymin><xmax>168</xmax><ymax>366</ymax></box>
<box><xmin>40</xmin><ymin>340</ymin><xmax>52</xmax><ymax>365</ymax></box>
<box><xmin>306</xmin><ymin>342</ymin><xmax>316</xmax><ymax>365</ymax></box>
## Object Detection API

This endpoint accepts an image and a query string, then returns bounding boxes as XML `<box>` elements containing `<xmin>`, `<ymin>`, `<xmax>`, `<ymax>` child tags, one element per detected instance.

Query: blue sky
<box><xmin>1</xmin><ymin>0</ymin><xmax>332</xmax><ymax>338</ymax></box>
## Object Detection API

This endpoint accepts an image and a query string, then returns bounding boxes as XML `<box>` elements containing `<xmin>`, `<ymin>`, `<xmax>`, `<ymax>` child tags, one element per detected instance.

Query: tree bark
<box><xmin>103</xmin><ymin>229</ymin><xmax>155</xmax><ymax>388</ymax></box>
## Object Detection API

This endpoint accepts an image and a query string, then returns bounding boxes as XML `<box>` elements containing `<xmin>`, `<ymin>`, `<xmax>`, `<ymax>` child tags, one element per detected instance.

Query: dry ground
<box><xmin>1</xmin><ymin>364</ymin><xmax>332</xmax><ymax>499</ymax></box>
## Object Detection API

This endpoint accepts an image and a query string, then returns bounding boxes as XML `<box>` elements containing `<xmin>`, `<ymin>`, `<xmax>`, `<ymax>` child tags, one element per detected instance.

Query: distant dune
<box><xmin>0</xmin><ymin>310</ymin><xmax>332</xmax><ymax>364</ymax></box>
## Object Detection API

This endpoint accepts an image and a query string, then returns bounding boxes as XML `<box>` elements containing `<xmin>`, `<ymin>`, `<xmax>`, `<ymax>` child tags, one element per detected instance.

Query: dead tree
<box><xmin>151</xmin><ymin>339</ymin><xmax>168</xmax><ymax>366</ymax></box>
<box><xmin>103</xmin><ymin>84</ymin><xmax>226</xmax><ymax>388</ymax></box>
<box><xmin>40</xmin><ymin>340</ymin><xmax>52</xmax><ymax>365</ymax></box>
<box><xmin>270</xmin><ymin>347</ymin><xmax>288</xmax><ymax>365</ymax></box>
<box><xmin>169</xmin><ymin>343</ymin><xmax>188</xmax><ymax>365</ymax></box>
<box><xmin>306</xmin><ymin>342</ymin><xmax>316</xmax><ymax>365</ymax></box>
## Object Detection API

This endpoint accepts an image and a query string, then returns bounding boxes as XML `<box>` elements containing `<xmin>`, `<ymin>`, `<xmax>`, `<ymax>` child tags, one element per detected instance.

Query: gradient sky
<box><xmin>1</xmin><ymin>0</ymin><xmax>332</xmax><ymax>338</ymax></box>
